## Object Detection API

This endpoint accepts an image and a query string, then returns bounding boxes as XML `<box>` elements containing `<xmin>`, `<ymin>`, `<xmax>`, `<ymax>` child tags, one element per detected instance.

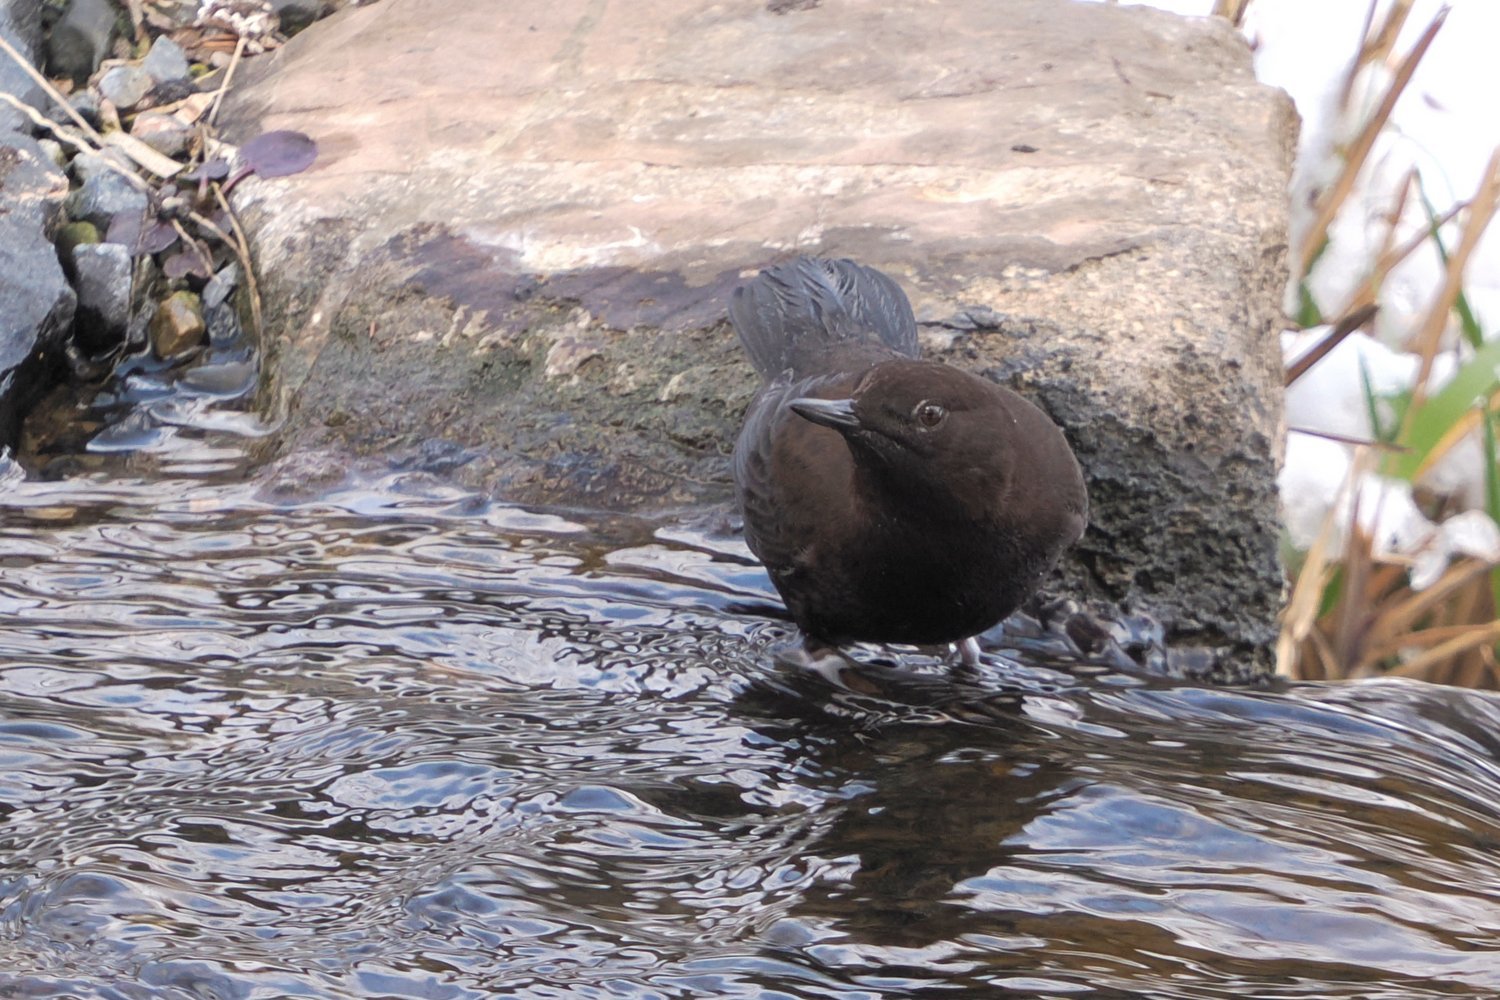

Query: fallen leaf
<box><xmin>239</xmin><ymin>129</ymin><xmax>317</xmax><ymax>178</ymax></box>
<box><xmin>105</xmin><ymin>210</ymin><xmax>179</xmax><ymax>255</ymax></box>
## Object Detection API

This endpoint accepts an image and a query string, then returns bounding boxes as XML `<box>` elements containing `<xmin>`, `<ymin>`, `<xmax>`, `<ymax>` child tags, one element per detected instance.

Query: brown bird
<box><xmin>730</xmin><ymin>257</ymin><xmax>1087</xmax><ymax>664</ymax></box>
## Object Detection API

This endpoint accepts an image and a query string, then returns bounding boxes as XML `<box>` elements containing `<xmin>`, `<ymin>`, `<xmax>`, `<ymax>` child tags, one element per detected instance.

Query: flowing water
<box><xmin>3</xmin><ymin>461</ymin><xmax>1500</xmax><ymax>998</ymax></box>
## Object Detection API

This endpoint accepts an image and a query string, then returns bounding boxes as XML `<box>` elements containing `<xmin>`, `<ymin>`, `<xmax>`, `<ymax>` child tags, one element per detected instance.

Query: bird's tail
<box><xmin>729</xmin><ymin>257</ymin><xmax>919</xmax><ymax>380</ymax></box>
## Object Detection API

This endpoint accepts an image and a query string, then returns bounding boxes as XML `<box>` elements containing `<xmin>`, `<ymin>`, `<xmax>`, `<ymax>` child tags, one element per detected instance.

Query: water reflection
<box><xmin>2</xmin><ymin>469</ymin><xmax>1499</xmax><ymax>998</ymax></box>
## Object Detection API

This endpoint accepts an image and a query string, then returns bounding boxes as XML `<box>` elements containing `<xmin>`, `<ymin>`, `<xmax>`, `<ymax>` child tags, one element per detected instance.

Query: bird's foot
<box><xmin>797</xmin><ymin>638</ymin><xmax>851</xmax><ymax>679</ymax></box>
<box><xmin>770</xmin><ymin>637</ymin><xmax>848</xmax><ymax>675</ymax></box>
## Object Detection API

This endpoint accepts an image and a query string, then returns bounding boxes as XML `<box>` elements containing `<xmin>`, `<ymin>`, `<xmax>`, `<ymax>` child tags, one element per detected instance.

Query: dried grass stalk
<box><xmin>1298</xmin><ymin>8</ymin><xmax>1448</xmax><ymax>277</ymax></box>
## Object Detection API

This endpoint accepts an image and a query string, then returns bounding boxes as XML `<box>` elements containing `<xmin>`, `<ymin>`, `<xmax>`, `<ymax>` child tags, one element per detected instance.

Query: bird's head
<box><xmin>789</xmin><ymin>359</ymin><xmax>1086</xmax><ymax>536</ymax></box>
<box><xmin>790</xmin><ymin>360</ymin><xmax>1010</xmax><ymax>467</ymax></box>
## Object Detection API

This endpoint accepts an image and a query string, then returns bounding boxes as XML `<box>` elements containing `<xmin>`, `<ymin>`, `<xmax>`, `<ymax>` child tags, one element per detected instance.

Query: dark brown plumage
<box><xmin>730</xmin><ymin>257</ymin><xmax>1087</xmax><ymax>659</ymax></box>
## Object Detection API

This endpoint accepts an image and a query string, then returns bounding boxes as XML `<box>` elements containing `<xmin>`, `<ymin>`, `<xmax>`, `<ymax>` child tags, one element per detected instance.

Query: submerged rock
<box><xmin>220</xmin><ymin>0</ymin><xmax>1296</xmax><ymax>679</ymax></box>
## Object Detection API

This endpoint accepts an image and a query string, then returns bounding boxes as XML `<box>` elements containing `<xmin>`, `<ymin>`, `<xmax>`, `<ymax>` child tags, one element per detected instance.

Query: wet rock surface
<box><xmin>0</xmin><ymin>131</ymin><xmax>75</xmax><ymax>449</ymax></box>
<box><xmin>219</xmin><ymin>0</ymin><xmax>1295</xmax><ymax>678</ymax></box>
<box><xmin>0</xmin><ymin>0</ymin><xmax>90</xmax><ymax>445</ymax></box>
<box><xmin>69</xmin><ymin>241</ymin><xmax>132</xmax><ymax>355</ymax></box>
<box><xmin>150</xmin><ymin>290</ymin><xmax>206</xmax><ymax>360</ymax></box>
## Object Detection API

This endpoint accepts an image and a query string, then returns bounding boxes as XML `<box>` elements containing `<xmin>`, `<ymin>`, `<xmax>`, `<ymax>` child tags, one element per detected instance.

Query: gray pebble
<box><xmin>203</xmin><ymin>263</ymin><xmax>240</xmax><ymax>309</ymax></box>
<box><xmin>131</xmin><ymin>111</ymin><xmax>192</xmax><ymax>158</ymax></box>
<box><xmin>66</xmin><ymin>170</ymin><xmax>149</xmax><ymax>229</ymax></box>
<box><xmin>206</xmin><ymin>302</ymin><xmax>241</xmax><ymax>347</ymax></box>
<box><xmin>142</xmin><ymin>36</ymin><xmax>191</xmax><ymax>87</ymax></box>
<box><xmin>50</xmin><ymin>90</ymin><xmax>104</xmax><ymax>131</ymax></box>
<box><xmin>70</xmin><ymin>149</ymin><xmax>134</xmax><ymax>185</ymax></box>
<box><xmin>97</xmin><ymin>63</ymin><xmax>153</xmax><ymax>111</ymax></box>
<box><xmin>37</xmin><ymin>138</ymin><xmax>67</xmax><ymax>169</ymax></box>
<box><xmin>71</xmin><ymin>242</ymin><xmax>133</xmax><ymax>355</ymax></box>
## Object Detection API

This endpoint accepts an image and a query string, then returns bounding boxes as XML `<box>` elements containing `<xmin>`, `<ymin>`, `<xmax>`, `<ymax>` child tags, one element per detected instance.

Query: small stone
<box><xmin>71</xmin><ymin>242</ymin><xmax>133</xmax><ymax>355</ymax></box>
<box><xmin>657</xmin><ymin>370</ymin><xmax>687</xmax><ymax>403</ymax></box>
<box><xmin>69</xmin><ymin>149</ymin><xmax>133</xmax><ymax>185</ymax></box>
<box><xmin>151</xmin><ymin>77</ymin><xmax>197</xmax><ymax>104</ymax></box>
<box><xmin>56</xmin><ymin>221</ymin><xmax>101</xmax><ymax>259</ymax></box>
<box><xmin>141</xmin><ymin>36</ymin><xmax>191</xmax><ymax>87</ymax></box>
<box><xmin>64</xmin><ymin>91</ymin><xmax>104</xmax><ymax>131</ymax></box>
<box><xmin>131</xmin><ymin>111</ymin><xmax>192</xmax><ymax>158</ymax></box>
<box><xmin>202</xmin><ymin>263</ymin><xmax>240</xmax><ymax>309</ymax></box>
<box><xmin>46</xmin><ymin>0</ymin><xmax>119</xmax><ymax>82</ymax></box>
<box><xmin>96</xmin><ymin>63</ymin><xmax>153</xmax><ymax>111</ymax></box>
<box><xmin>271</xmin><ymin>0</ymin><xmax>327</xmax><ymax>34</ymax></box>
<box><xmin>65</xmin><ymin>170</ymin><xmax>149</xmax><ymax>228</ymax></box>
<box><xmin>37</xmin><ymin>139</ymin><xmax>67</xmax><ymax>170</ymax></box>
<box><xmin>151</xmin><ymin>291</ymin><xmax>207</xmax><ymax>360</ymax></box>
<box><xmin>205</xmin><ymin>302</ymin><xmax>242</xmax><ymax>346</ymax></box>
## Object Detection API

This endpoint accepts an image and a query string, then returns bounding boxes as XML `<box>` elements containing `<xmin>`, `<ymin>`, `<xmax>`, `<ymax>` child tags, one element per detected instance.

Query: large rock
<box><xmin>0</xmin><ymin>133</ymin><xmax>76</xmax><ymax>449</ymax></box>
<box><xmin>45</xmin><ymin>0</ymin><xmax>117</xmax><ymax>83</ymax></box>
<box><xmin>0</xmin><ymin>0</ymin><xmax>44</xmax><ymax>132</ymax></box>
<box><xmin>220</xmin><ymin>0</ymin><xmax>1296</xmax><ymax>677</ymax></box>
<box><xmin>1</xmin><ymin>0</ymin><xmax>74</xmax><ymax>450</ymax></box>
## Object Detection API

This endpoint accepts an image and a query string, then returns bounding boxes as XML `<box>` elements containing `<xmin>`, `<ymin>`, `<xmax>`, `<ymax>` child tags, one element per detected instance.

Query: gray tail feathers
<box><xmin>729</xmin><ymin>257</ymin><xmax>919</xmax><ymax>379</ymax></box>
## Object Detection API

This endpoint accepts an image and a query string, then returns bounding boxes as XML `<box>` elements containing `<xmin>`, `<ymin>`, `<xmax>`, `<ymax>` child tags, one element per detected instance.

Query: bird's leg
<box><xmin>801</xmin><ymin>634</ymin><xmax>847</xmax><ymax>669</ymax></box>
<box><xmin>957</xmin><ymin>636</ymin><xmax>981</xmax><ymax>669</ymax></box>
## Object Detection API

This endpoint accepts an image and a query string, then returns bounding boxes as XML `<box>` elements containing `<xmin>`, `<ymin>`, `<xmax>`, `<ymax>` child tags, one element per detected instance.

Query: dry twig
<box><xmin>207</xmin><ymin>35</ymin><xmax>248</xmax><ymax>128</ymax></box>
<box><xmin>204</xmin><ymin>183</ymin><xmax>263</xmax><ymax>344</ymax></box>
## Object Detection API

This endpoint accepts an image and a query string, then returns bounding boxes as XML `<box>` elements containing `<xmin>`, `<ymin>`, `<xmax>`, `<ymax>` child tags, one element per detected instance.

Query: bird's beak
<box><xmin>789</xmin><ymin>397</ymin><xmax>860</xmax><ymax>431</ymax></box>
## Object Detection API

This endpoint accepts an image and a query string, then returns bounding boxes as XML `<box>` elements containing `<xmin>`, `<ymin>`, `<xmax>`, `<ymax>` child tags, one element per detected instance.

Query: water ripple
<box><xmin>2</xmin><ymin>475</ymin><xmax>1499</xmax><ymax>996</ymax></box>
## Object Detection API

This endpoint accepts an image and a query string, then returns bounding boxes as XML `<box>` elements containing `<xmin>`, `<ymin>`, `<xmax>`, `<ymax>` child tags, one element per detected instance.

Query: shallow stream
<box><xmin>3</xmin><ymin>463</ymin><xmax>1500</xmax><ymax>998</ymax></box>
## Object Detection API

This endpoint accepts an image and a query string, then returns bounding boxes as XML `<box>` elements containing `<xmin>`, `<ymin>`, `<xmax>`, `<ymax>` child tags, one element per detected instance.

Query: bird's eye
<box><xmin>914</xmin><ymin>401</ymin><xmax>948</xmax><ymax>428</ymax></box>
